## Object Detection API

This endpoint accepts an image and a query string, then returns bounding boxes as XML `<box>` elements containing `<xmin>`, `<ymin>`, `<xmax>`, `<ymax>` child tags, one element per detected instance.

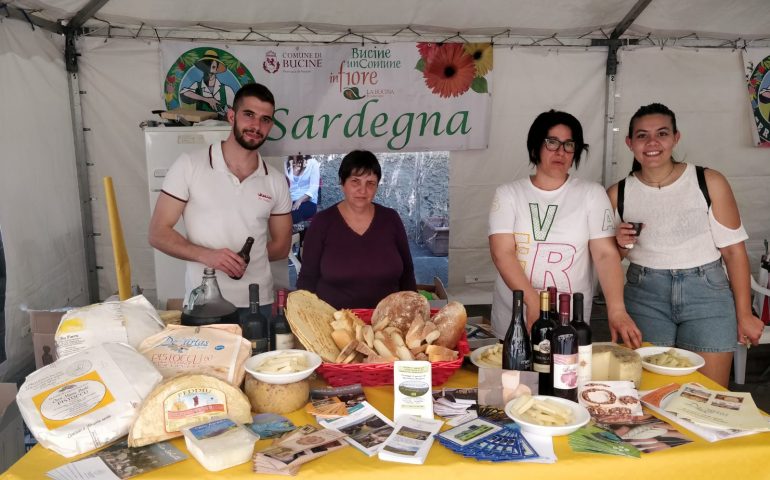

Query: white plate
<box><xmin>244</xmin><ymin>349</ymin><xmax>322</xmax><ymax>384</ymax></box>
<box><xmin>470</xmin><ymin>344</ymin><xmax>503</xmax><ymax>369</ymax></box>
<box><xmin>505</xmin><ymin>395</ymin><xmax>590</xmax><ymax>436</ymax></box>
<box><xmin>635</xmin><ymin>346</ymin><xmax>705</xmax><ymax>376</ymax></box>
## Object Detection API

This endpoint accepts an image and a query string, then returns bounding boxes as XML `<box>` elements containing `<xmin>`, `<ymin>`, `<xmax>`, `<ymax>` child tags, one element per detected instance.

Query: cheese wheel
<box><xmin>244</xmin><ymin>376</ymin><xmax>309</xmax><ymax>414</ymax></box>
<box><xmin>128</xmin><ymin>374</ymin><xmax>252</xmax><ymax>447</ymax></box>
<box><xmin>591</xmin><ymin>342</ymin><xmax>642</xmax><ymax>387</ymax></box>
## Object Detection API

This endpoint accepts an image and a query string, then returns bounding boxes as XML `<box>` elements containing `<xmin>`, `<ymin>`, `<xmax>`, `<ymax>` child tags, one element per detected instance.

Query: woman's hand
<box><xmin>608</xmin><ymin>308</ymin><xmax>642</xmax><ymax>349</ymax></box>
<box><xmin>737</xmin><ymin>312</ymin><xmax>764</xmax><ymax>346</ymax></box>
<box><xmin>615</xmin><ymin>222</ymin><xmax>638</xmax><ymax>250</ymax></box>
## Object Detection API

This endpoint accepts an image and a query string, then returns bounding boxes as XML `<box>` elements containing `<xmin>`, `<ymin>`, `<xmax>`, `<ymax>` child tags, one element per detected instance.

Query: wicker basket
<box><xmin>315</xmin><ymin>308</ymin><xmax>469</xmax><ymax>387</ymax></box>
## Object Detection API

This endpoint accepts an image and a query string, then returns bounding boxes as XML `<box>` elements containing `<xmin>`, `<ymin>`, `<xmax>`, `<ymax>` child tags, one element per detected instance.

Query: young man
<box><xmin>149</xmin><ymin>83</ymin><xmax>292</xmax><ymax>310</ymax></box>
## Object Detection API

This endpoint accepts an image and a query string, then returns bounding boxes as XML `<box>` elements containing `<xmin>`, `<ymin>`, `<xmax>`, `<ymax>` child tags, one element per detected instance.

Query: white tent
<box><xmin>1</xmin><ymin>0</ymin><xmax>769</xmax><ymax>381</ymax></box>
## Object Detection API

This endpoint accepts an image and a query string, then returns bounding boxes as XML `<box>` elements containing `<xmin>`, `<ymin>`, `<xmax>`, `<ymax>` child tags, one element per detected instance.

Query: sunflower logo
<box><xmin>416</xmin><ymin>42</ymin><xmax>493</xmax><ymax>98</ymax></box>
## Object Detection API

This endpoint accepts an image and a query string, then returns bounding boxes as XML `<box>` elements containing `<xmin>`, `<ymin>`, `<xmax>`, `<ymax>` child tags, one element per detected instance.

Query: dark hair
<box><xmin>627</xmin><ymin>103</ymin><xmax>678</xmax><ymax>173</ymax></box>
<box><xmin>339</xmin><ymin>150</ymin><xmax>382</xmax><ymax>183</ymax></box>
<box><xmin>233</xmin><ymin>83</ymin><xmax>275</xmax><ymax>111</ymax></box>
<box><xmin>526</xmin><ymin>110</ymin><xmax>588</xmax><ymax>168</ymax></box>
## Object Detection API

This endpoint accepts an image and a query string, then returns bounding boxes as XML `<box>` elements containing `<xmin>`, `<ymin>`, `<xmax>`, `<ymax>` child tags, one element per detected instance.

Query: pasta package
<box><xmin>16</xmin><ymin>343</ymin><xmax>163</xmax><ymax>458</ymax></box>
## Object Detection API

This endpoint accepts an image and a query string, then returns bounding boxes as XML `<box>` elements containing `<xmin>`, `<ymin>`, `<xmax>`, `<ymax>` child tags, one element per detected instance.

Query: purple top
<box><xmin>297</xmin><ymin>203</ymin><xmax>417</xmax><ymax>309</ymax></box>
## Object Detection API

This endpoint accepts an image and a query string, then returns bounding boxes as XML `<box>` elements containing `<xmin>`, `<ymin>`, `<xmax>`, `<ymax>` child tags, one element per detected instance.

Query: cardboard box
<box><xmin>165</xmin><ymin>298</ymin><xmax>184</xmax><ymax>311</ymax></box>
<box><xmin>0</xmin><ymin>384</ymin><xmax>25</xmax><ymax>472</ymax></box>
<box><xmin>160</xmin><ymin>108</ymin><xmax>218</xmax><ymax>123</ymax></box>
<box><xmin>28</xmin><ymin>310</ymin><xmax>66</xmax><ymax>370</ymax></box>
<box><xmin>420</xmin><ymin>217</ymin><xmax>449</xmax><ymax>257</ymax></box>
<box><xmin>416</xmin><ymin>276</ymin><xmax>449</xmax><ymax>308</ymax></box>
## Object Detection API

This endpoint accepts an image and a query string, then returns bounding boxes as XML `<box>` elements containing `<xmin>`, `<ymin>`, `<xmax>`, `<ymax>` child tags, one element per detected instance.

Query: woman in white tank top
<box><xmin>606</xmin><ymin>103</ymin><xmax>763</xmax><ymax>387</ymax></box>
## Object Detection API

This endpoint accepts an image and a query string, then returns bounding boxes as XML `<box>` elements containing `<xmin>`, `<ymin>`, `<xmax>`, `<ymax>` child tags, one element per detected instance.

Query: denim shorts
<box><xmin>624</xmin><ymin>259</ymin><xmax>737</xmax><ymax>353</ymax></box>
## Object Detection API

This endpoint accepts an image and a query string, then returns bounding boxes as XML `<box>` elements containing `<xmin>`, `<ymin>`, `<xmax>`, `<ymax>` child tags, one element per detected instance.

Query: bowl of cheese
<box><xmin>635</xmin><ymin>346</ymin><xmax>705</xmax><ymax>376</ymax></box>
<box><xmin>245</xmin><ymin>349</ymin><xmax>322</xmax><ymax>384</ymax></box>
<box><xmin>505</xmin><ymin>394</ymin><xmax>590</xmax><ymax>436</ymax></box>
<box><xmin>470</xmin><ymin>343</ymin><xmax>503</xmax><ymax>369</ymax></box>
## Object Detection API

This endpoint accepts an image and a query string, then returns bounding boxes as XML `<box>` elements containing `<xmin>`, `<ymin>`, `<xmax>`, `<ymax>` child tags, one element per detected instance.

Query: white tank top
<box><xmin>620</xmin><ymin>163</ymin><xmax>747</xmax><ymax>269</ymax></box>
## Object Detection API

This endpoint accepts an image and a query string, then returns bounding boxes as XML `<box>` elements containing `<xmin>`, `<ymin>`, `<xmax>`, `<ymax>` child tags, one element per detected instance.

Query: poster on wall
<box><xmin>160</xmin><ymin>41</ymin><xmax>493</xmax><ymax>155</ymax></box>
<box><xmin>743</xmin><ymin>49</ymin><xmax>770</xmax><ymax>148</ymax></box>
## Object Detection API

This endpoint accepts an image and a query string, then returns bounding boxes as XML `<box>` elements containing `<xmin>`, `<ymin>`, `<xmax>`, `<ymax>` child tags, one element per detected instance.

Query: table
<box><xmin>3</xmin><ymin>364</ymin><xmax>769</xmax><ymax>480</ymax></box>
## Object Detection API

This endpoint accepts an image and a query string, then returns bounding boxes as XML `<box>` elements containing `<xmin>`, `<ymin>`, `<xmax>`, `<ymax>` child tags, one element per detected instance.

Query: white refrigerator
<box><xmin>143</xmin><ymin>125</ymin><xmax>289</xmax><ymax>309</ymax></box>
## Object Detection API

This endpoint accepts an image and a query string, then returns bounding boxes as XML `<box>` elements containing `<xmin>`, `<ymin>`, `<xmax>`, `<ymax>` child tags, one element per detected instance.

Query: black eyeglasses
<box><xmin>544</xmin><ymin>137</ymin><xmax>576</xmax><ymax>153</ymax></box>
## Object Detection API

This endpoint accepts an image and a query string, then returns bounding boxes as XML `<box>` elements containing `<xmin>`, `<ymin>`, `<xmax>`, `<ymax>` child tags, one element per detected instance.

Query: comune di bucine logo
<box><xmin>748</xmin><ymin>53</ymin><xmax>770</xmax><ymax>145</ymax></box>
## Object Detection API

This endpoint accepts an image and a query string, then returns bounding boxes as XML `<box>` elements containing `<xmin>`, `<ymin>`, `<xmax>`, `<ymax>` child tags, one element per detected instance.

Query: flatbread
<box><xmin>285</xmin><ymin>290</ymin><xmax>340</xmax><ymax>362</ymax></box>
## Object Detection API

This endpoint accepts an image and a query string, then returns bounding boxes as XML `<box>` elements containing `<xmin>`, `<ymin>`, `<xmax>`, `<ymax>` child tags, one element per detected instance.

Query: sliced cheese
<box><xmin>591</xmin><ymin>342</ymin><xmax>642</xmax><ymax>387</ymax></box>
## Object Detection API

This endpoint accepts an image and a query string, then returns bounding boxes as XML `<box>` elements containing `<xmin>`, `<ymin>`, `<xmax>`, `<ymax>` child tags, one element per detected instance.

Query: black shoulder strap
<box><xmin>696</xmin><ymin>165</ymin><xmax>711</xmax><ymax>209</ymax></box>
<box><xmin>617</xmin><ymin>178</ymin><xmax>626</xmax><ymax>222</ymax></box>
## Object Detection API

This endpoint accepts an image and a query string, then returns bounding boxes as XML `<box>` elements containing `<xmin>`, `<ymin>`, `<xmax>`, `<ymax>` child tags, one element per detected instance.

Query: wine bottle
<box><xmin>240</xmin><ymin>284</ymin><xmax>268</xmax><ymax>356</ymax></box>
<box><xmin>502</xmin><ymin>290</ymin><xmax>532</xmax><ymax>371</ymax></box>
<box><xmin>531</xmin><ymin>290</ymin><xmax>556</xmax><ymax>395</ymax></box>
<box><xmin>229</xmin><ymin>236</ymin><xmax>255</xmax><ymax>280</ymax></box>
<box><xmin>551</xmin><ymin>293</ymin><xmax>578</xmax><ymax>401</ymax></box>
<box><xmin>272</xmin><ymin>289</ymin><xmax>295</xmax><ymax>350</ymax></box>
<box><xmin>547</xmin><ymin>286</ymin><xmax>559</xmax><ymax>323</ymax></box>
<box><xmin>570</xmin><ymin>292</ymin><xmax>592</xmax><ymax>385</ymax></box>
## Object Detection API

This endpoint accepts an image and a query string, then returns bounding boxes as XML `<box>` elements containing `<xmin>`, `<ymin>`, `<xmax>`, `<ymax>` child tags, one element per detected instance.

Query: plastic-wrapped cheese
<box><xmin>16</xmin><ymin>343</ymin><xmax>163</xmax><ymax>457</ymax></box>
<box><xmin>591</xmin><ymin>342</ymin><xmax>642</xmax><ymax>387</ymax></box>
<box><xmin>181</xmin><ymin>418</ymin><xmax>259</xmax><ymax>471</ymax></box>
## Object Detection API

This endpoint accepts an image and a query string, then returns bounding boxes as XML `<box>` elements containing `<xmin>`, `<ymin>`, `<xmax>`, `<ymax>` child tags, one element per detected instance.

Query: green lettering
<box><xmin>416</xmin><ymin>111</ymin><xmax>444</xmax><ymax>136</ymax></box>
<box><xmin>344</xmin><ymin>99</ymin><xmax>378</xmax><ymax>138</ymax></box>
<box><xmin>370</xmin><ymin>113</ymin><xmax>388</xmax><ymax>137</ymax></box>
<box><xmin>292</xmin><ymin>114</ymin><xmax>317</xmax><ymax>139</ymax></box>
<box><xmin>269</xmin><ymin>107</ymin><xmax>288</xmax><ymax>140</ymax></box>
<box><xmin>388</xmin><ymin>112</ymin><xmax>414</xmax><ymax>150</ymax></box>
<box><xmin>446</xmin><ymin>111</ymin><xmax>470</xmax><ymax>135</ymax></box>
<box><xmin>319</xmin><ymin>113</ymin><xmax>343</xmax><ymax>138</ymax></box>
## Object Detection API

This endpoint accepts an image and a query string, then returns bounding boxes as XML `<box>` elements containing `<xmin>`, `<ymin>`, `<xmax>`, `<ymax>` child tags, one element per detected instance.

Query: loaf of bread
<box><xmin>431</xmin><ymin>301</ymin><xmax>467</xmax><ymax>349</ymax></box>
<box><xmin>371</xmin><ymin>291</ymin><xmax>430</xmax><ymax>335</ymax></box>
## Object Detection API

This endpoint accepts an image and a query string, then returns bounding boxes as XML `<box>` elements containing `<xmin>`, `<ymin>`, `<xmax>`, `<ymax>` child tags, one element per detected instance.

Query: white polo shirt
<box><xmin>162</xmin><ymin>142</ymin><xmax>291</xmax><ymax>307</ymax></box>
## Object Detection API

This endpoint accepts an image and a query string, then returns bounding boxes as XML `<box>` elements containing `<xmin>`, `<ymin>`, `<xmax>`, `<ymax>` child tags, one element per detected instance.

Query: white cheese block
<box><xmin>591</xmin><ymin>342</ymin><xmax>642</xmax><ymax>387</ymax></box>
<box><xmin>181</xmin><ymin>418</ymin><xmax>259</xmax><ymax>471</ymax></box>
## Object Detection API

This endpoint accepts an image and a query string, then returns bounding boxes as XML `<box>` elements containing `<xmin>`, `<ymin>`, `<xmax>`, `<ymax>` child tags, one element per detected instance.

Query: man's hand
<box><xmin>292</xmin><ymin>199</ymin><xmax>303</xmax><ymax>211</ymax></box>
<box><xmin>199</xmin><ymin>248</ymin><xmax>246</xmax><ymax>279</ymax></box>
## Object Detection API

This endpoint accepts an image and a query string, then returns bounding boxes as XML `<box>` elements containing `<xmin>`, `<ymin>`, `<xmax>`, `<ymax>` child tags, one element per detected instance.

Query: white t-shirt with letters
<box><xmin>488</xmin><ymin>176</ymin><xmax>615</xmax><ymax>338</ymax></box>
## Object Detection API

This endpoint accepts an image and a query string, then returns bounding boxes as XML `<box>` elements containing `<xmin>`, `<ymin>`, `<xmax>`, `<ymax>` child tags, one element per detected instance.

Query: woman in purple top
<box><xmin>297</xmin><ymin>150</ymin><xmax>417</xmax><ymax>309</ymax></box>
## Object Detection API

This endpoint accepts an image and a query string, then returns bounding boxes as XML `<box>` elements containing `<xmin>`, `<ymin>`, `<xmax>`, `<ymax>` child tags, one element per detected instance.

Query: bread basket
<box><xmin>315</xmin><ymin>309</ymin><xmax>469</xmax><ymax>387</ymax></box>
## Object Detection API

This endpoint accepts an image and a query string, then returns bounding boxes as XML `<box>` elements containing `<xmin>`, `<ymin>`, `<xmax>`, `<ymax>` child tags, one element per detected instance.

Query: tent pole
<box><xmin>65</xmin><ymin>31</ymin><xmax>100</xmax><ymax>303</ymax></box>
<box><xmin>602</xmin><ymin>71</ymin><xmax>617</xmax><ymax>187</ymax></box>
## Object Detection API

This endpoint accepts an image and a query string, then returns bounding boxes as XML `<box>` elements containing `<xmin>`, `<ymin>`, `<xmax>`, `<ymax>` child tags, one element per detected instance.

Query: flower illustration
<box><xmin>422</xmin><ymin>43</ymin><xmax>476</xmax><ymax>98</ymax></box>
<box><xmin>417</xmin><ymin>42</ymin><xmax>441</xmax><ymax>62</ymax></box>
<box><xmin>464</xmin><ymin>43</ymin><xmax>493</xmax><ymax>77</ymax></box>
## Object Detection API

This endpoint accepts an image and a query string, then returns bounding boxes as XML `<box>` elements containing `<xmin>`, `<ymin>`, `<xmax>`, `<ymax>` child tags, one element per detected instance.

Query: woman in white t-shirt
<box><xmin>489</xmin><ymin>110</ymin><xmax>640</xmax><ymax>347</ymax></box>
<box><xmin>607</xmin><ymin>103</ymin><xmax>764</xmax><ymax>387</ymax></box>
<box><xmin>285</xmin><ymin>155</ymin><xmax>320</xmax><ymax>224</ymax></box>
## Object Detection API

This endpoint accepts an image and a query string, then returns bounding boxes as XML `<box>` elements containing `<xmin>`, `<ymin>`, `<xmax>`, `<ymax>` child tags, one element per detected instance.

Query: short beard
<box><xmin>233</xmin><ymin>120</ymin><xmax>266</xmax><ymax>151</ymax></box>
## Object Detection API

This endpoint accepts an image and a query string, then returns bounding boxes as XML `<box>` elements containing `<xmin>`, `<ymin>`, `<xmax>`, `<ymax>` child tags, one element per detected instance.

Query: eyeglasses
<box><xmin>544</xmin><ymin>137</ymin><xmax>576</xmax><ymax>153</ymax></box>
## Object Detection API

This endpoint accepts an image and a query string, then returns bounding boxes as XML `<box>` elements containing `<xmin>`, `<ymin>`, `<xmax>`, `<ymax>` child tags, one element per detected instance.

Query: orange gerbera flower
<box><xmin>423</xmin><ymin>43</ymin><xmax>476</xmax><ymax>98</ymax></box>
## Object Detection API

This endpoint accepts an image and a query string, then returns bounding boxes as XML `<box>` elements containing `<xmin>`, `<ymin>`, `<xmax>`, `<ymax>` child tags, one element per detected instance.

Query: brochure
<box><xmin>377</xmin><ymin>415</ymin><xmax>444</xmax><ymax>464</ymax></box>
<box><xmin>641</xmin><ymin>383</ymin><xmax>768</xmax><ymax>442</ymax></box>
<box><xmin>568</xmin><ymin>424</ymin><xmax>641</xmax><ymax>458</ymax></box>
<box><xmin>578</xmin><ymin>381</ymin><xmax>644</xmax><ymax>422</ymax></box>
<box><xmin>320</xmin><ymin>401</ymin><xmax>395</xmax><ymax>456</ymax></box>
<box><xmin>48</xmin><ymin>440</ymin><xmax>187</xmax><ymax>480</ymax></box>
<box><xmin>433</xmin><ymin>388</ymin><xmax>477</xmax><ymax>420</ymax></box>
<box><xmin>247</xmin><ymin>413</ymin><xmax>296</xmax><ymax>440</ymax></box>
<box><xmin>437</xmin><ymin>419</ymin><xmax>540</xmax><ymax>462</ymax></box>
<box><xmin>664</xmin><ymin>383</ymin><xmax>770</xmax><ymax>431</ymax></box>
<box><xmin>254</xmin><ymin>425</ymin><xmax>348</xmax><ymax>476</ymax></box>
<box><xmin>597</xmin><ymin>414</ymin><xmax>693</xmax><ymax>453</ymax></box>
<box><xmin>393</xmin><ymin>360</ymin><xmax>434</xmax><ymax>421</ymax></box>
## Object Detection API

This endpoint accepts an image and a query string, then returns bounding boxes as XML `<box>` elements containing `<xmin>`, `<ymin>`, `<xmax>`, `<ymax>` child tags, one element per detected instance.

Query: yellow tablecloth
<box><xmin>3</xmin><ymin>365</ymin><xmax>769</xmax><ymax>480</ymax></box>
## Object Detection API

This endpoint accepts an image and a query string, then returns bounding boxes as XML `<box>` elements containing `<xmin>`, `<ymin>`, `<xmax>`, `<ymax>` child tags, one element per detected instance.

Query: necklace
<box><xmin>639</xmin><ymin>163</ymin><xmax>677</xmax><ymax>189</ymax></box>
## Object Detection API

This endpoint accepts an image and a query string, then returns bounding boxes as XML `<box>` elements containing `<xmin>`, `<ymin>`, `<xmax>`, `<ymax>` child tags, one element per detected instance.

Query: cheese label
<box><xmin>32</xmin><ymin>370</ymin><xmax>115</xmax><ymax>430</ymax></box>
<box><xmin>163</xmin><ymin>387</ymin><xmax>227</xmax><ymax>432</ymax></box>
<box><xmin>188</xmin><ymin>418</ymin><xmax>239</xmax><ymax>440</ymax></box>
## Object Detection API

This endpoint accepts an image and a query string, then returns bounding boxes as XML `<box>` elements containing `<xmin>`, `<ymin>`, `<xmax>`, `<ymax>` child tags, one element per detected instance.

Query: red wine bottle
<box><xmin>547</xmin><ymin>286</ymin><xmax>559</xmax><ymax>323</ymax></box>
<box><xmin>229</xmin><ymin>236</ymin><xmax>254</xmax><ymax>280</ymax></box>
<box><xmin>530</xmin><ymin>290</ymin><xmax>555</xmax><ymax>395</ymax></box>
<box><xmin>502</xmin><ymin>290</ymin><xmax>532</xmax><ymax>371</ymax></box>
<box><xmin>570</xmin><ymin>292</ymin><xmax>592</xmax><ymax>385</ymax></box>
<box><xmin>271</xmin><ymin>289</ymin><xmax>295</xmax><ymax>350</ymax></box>
<box><xmin>551</xmin><ymin>293</ymin><xmax>578</xmax><ymax>401</ymax></box>
<box><xmin>240</xmin><ymin>283</ymin><xmax>268</xmax><ymax>355</ymax></box>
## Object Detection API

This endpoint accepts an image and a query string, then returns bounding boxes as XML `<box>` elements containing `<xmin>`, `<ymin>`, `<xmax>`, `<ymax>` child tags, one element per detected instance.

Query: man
<box><xmin>149</xmin><ymin>83</ymin><xmax>292</xmax><ymax>312</ymax></box>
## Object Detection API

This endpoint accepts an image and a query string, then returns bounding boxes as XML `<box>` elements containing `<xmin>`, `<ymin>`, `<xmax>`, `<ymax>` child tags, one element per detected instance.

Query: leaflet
<box><xmin>378</xmin><ymin>415</ymin><xmax>444</xmax><ymax>464</ymax></box>
<box><xmin>320</xmin><ymin>401</ymin><xmax>394</xmax><ymax>456</ymax></box>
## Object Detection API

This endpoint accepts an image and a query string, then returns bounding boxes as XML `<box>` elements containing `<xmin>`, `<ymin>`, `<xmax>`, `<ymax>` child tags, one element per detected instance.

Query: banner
<box><xmin>160</xmin><ymin>41</ymin><xmax>493</xmax><ymax>155</ymax></box>
<box><xmin>743</xmin><ymin>49</ymin><xmax>770</xmax><ymax>147</ymax></box>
